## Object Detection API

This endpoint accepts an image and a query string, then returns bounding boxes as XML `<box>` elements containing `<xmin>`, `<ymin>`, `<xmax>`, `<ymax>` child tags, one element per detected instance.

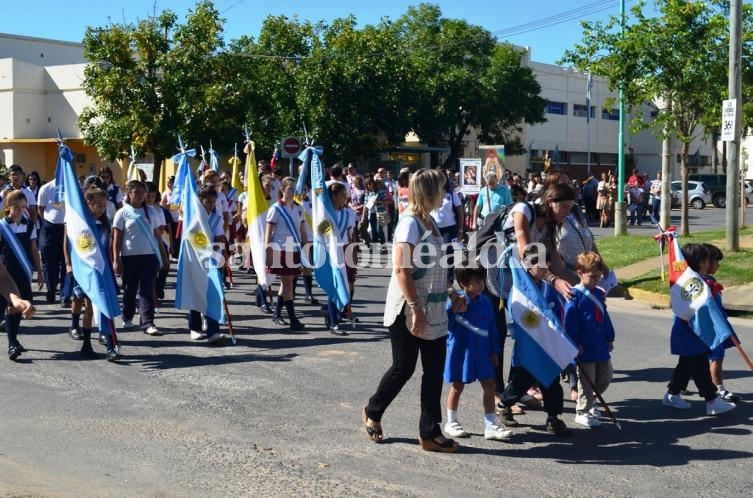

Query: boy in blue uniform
<box><xmin>662</xmin><ymin>243</ymin><xmax>736</xmax><ymax>415</ymax></box>
<box><xmin>564</xmin><ymin>252</ymin><xmax>615</xmax><ymax>428</ymax></box>
<box><xmin>444</xmin><ymin>262</ymin><xmax>511</xmax><ymax>441</ymax></box>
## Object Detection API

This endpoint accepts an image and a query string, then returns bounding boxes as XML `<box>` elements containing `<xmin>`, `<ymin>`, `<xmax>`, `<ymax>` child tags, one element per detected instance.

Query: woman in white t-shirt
<box><xmin>265</xmin><ymin>177</ymin><xmax>309</xmax><ymax>331</ymax></box>
<box><xmin>362</xmin><ymin>168</ymin><xmax>467</xmax><ymax>453</ymax></box>
<box><xmin>112</xmin><ymin>181</ymin><xmax>166</xmax><ymax>336</ymax></box>
<box><xmin>430</xmin><ymin>176</ymin><xmax>464</xmax><ymax>285</ymax></box>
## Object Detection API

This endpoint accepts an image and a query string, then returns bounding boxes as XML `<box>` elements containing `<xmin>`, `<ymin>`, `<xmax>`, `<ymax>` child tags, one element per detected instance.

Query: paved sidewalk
<box><xmin>612</xmin><ymin>236</ymin><xmax>753</xmax><ymax>312</ymax></box>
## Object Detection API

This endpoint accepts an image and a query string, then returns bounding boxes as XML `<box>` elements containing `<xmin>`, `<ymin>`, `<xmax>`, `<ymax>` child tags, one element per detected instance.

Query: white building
<box><xmin>1</xmin><ymin>33</ymin><xmax>748</xmax><ymax>182</ymax></box>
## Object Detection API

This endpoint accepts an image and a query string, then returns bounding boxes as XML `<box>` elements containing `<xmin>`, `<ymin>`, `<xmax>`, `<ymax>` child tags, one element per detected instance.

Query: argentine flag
<box><xmin>304</xmin><ymin>146</ymin><xmax>350</xmax><ymax>310</ymax></box>
<box><xmin>59</xmin><ymin>144</ymin><xmax>121</xmax><ymax>323</ymax></box>
<box><xmin>667</xmin><ymin>231</ymin><xmax>732</xmax><ymax>350</ymax></box>
<box><xmin>507</xmin><ymin>255</ymin><xmax>578</xmax><ymax>386</ymax></box>
<box><xmin>173</xmin><ymin>150</ymin><xmax>225</xmax><ymax>324</ymax></box>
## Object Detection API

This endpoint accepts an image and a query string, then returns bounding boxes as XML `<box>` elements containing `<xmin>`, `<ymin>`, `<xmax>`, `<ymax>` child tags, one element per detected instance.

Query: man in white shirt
<box><xmin>36</xmin><ymin>178</ymin><xmax>67</xmax><ymax>304</ymax></box>
<box><xmin>650</xmin><ymin>171</ymin><xmax>663</xmax><ymax>223</ymax></box>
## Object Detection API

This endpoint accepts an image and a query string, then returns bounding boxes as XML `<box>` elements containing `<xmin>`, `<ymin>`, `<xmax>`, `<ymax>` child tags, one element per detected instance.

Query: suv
<box><xmin>688</xmin><ymin>174</ymin><xmax>726</xmax><ymax>207</ymax></box>
<box><xmin>671</xmin><ymin>180</ymin><xmax>711</xmax><ymax>209</ymax></box>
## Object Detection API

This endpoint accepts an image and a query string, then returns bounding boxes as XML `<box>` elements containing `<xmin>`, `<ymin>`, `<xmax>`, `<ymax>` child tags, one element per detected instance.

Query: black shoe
<box><xmin>499</xmin><ymin>405</ymin><xmax>519</xmax><ymax>427</ymax></box>
<box><xmin>321</xmin><ymin>305</ymin><xmax>331</xmax><ymax>329</ymax></box>
<box><xmin>8</xmin><ymin>345</ymin><xmax>22</xmax><ymax>361</ymax></box>
<box><xmin>545</xmin><ymin>417</ymin><xmax>572</xmax><ymax>436</ymax></box>
<box><xmin>45</xmin><ymin>293</ymin><xmax>55</xmax><ymax>304</ymax></box>
<box><xmin>106</xmin><ymin>348</ymin><xmax>120</xmax><ymax>362</ymax></box>
<box><xmin>259</xmin><ymin>304</ymin><xmax>272</xmax><ymax>314</ymax></box>
<box><xmin>14</xmin><ymin>342</ymin><xmax>27</xmax><ymax>353</ymax></box>
<box><xmin>380</xmin><ymin>247</ymin><xmax>388</xmax><ymax>255</ymax></box>
<box><xmin>329</xmin><ymin>326</ymin><xmax>348</xmax><ymax>336</ymax></box>
<box><xmin>303</xmin><ymin>295</ymin><xmax>319</xmax><ymax>305</ymax></box>
<box><xmin>80</xmin><ymin>343</ymin><xmax>96</xmax><ymax>359</ymax></box>
<box><xmin>718</xmin><ymin>390</ymin><xmax>741</xmax><ymax>402</ymax></box>
<box><xmin>272</xmin><ymin>316</ymin><xmax>288</xmax><ymax>326</ymax></box>
<box><xmin>69</xmin><ymin>328</ymin><xmax>83</xmax><ymax>340</ymax></box>
<box><xmin>289</xmin><ymin>320</ymin><xmax>306</xmax><ymax>331</ymax></box>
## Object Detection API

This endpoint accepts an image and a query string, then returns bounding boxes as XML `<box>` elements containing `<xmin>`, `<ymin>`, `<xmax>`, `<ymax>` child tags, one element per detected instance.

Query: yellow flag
<box><xmin>229</xmin><ymin>156</ymin><xmax>242</xmax><ymax>192</ymax></box>
<box><xmin>244</xmin><ymin>141</ymin><xmax>269</xmax><ymax>287</ymax></box>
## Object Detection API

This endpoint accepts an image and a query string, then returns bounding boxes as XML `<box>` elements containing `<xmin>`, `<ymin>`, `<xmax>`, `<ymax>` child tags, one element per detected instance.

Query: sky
<box><xmin>2</xmin><ymin>0</ymin><xmax>628</xmax><ymax>65</ymax></box>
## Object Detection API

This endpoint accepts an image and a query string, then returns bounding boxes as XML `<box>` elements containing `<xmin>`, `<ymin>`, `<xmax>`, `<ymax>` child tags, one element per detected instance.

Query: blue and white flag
<box><xmin>668</xmin><ymin>231</ymin><xmax>732</xmax><ymax>350</ymax></box>
<box><xmin>59</xmin><ymin>144</ymin><xmax>121</xmax><ymax>323</ymax></box>
<box><xmin>585</xmin><ymin>72</ymin><xmax>593</xmax><ymax>124</ymax></box>
<box><xmin>174</xmin><ymin>149</ymin><xmax>225</xmax><ymax>324</ymax></box>
<box><xmin>507</xmin><ymin>256</ymin><xmax>578</xmax><ymax>386</ymax></box>
<box><xmin>169</xmin><ymin>146</ymin><xmax>195</xmax><ymax>210</ymax></box>
<box><xmin>303</xmin><ymin>146</ymin><xmax>350</xmax><ymax>310</ymax></box>
<box><xmin>208</xmin><ymin>143</ymin><xmax>220</xmax><ymax>172</ymax></box>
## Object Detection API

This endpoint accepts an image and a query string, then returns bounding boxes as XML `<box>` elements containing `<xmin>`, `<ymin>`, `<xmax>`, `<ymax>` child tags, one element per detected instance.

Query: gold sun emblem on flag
<box><xmin>52</xmin><ymin>201</ymin><xmax>63</xmax><ymax>209</ymax></box>
<box><xmin>521</xmin><ymin>310</ymin><xmax>540</xmax><ymax>329</ymax></box>
<box><xmin>317</xmin><ymin>220</ymin><xmax>333</xmax><ymax>236</ymax></box>
<box><xmin>189</xmin><ymin>230</ymin><xmax>209</xmax><ymax>249</ymax></box>
<box><xmin>75</xmin><ymin>232</ymin><xmax>97</xmax><ymax>256</ymax></box>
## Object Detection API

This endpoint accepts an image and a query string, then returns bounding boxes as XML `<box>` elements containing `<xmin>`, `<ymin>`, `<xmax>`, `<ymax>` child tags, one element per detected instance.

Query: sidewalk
<box><xmin>612</xmin><ymin>236</ymin><xmax>753</xmax><ymax>312</ymax></box>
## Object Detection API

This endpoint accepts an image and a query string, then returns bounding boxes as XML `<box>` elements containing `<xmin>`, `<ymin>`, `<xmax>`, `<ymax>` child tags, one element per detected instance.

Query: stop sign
<box><xmin>281</xmin><ymin>137</ymin><xmax>301</xmax><ymax>157</ymax></box>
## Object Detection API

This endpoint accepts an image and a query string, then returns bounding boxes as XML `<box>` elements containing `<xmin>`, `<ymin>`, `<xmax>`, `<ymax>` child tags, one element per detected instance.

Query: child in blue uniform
<box><xmin>662</xmin><ymin>243</ymin><xmax>736</xmax><ymax>415</ymax></box>
<box><xmin>564</xmin><ymin>252</ymin><xmax>615</xmax><ymax>428</ymax></box>
<box><xmin>444</xmin><ymin>262</ymin><xmax>511</xmax><ymax>441</ymax></box>
<box><xmin>702</xmin><ymin>243</ymin><xmax>740</xmax><ymax>402</ymax></box>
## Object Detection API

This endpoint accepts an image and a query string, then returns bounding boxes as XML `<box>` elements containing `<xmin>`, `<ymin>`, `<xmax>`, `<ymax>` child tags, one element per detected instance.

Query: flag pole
<box><xmin>577</xmin><ymin>364</ymin><xmax>622</xmax><ymax>430</ymax></box>
<box><xmin>730</xmin><ymin>335</ymin><xmax>753</xmax><ymax>371</ymax></box>
<box><xmin>223</xmin><ymin>298</ymin><xmax>236</xmax><ymax>345</ymax></box>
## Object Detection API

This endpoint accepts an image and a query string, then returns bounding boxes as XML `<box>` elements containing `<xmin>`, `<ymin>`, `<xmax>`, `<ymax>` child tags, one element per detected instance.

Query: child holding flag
<box><xmin>0</xmin><ymin>191</ymin><xmax>43</xmax><ymax>360</ymax></box>
<box><xmin>564</xmin><ymin>252</ymin><xmax>615</xmax><ymax>428</ymax></box>
<box><xmin>64</xmin><ymin>187</ymin><xmax>120</xmax><ymax>360</ymax></box>
<box><xmin>443</xmin><ymin>262</ymin><xmax>512</xmax><ymax>441</ymax></box>
<box><xmin>322</xmin><ymin>182</ymin><xmax>355</xmax><ymax>336</ymax></box>
<box><xmin>702</xmin><ymin>243</ymin><xmax>741</xmax><ymax>402</ymax></box>
<box><xmin>662</xmin><ymin>243</ymin><xmax>736</xmax><ymax>415</ymax></box>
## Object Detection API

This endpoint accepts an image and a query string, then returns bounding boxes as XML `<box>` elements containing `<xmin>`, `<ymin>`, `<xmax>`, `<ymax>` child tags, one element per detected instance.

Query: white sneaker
<box><xmin>589</xmin><ymin>407</ymin><xmax>603</xmax><ymax>420</ymax></box>
<box><xmin>122</xmin><ymin>319</ymin><xmax>133</xmax><ymax>329</ymax></box>
<box><xmin>574</xmin><ymin>413</ymin><xmax>602</xmax><ymax>428</ymax></box>
<box><xmin>206</xmin><ymin>333</ymin><xmax>226</xmax><ymax>344</ymax></box>
<box><xmin>144</xmin><ymin>326</ymin><xmax>161</xmax><ymax>336</ymax></box>
<box><xmin>189</xmin><ymin>330</ymin><xmax>206</xmax><ymax>340</ymax></box>
<box><xmin>663</xmin><ymin>393</ymin><xmax>691</xmax><ymax>410</ymax></box>
<box><xmin>706</xmin><ymin>396</ymin><xmax>736</xmax><ymax>415</ymax></box>
<box><xmin>443</xmin><ymin>421</ymin><xmax>469</xmax><ymax>438</ymax></box>
<box><xmin>484</xmin><ymin>424</ymin><xmax>513</xmax><ymax>440</ymax></box>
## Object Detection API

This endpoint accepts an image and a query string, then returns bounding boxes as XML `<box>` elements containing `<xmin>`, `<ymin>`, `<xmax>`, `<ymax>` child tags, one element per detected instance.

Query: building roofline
<box><xmin>0</xmin><ymin>32</ymin><xmax>82</xmax><ymax>48</ymax></box>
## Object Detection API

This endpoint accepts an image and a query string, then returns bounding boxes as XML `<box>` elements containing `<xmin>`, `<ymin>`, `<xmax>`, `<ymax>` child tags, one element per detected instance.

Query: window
<box><xmin>602</xmin><ymin>108</ymin><xmax>620</xmax><ymax>120</ymax></box>
<box><xmin>573</xmin><ymin>104</ymin><xmax>595</xmax><ymax>119</ymax></box>
<box><xmin>546</xmin><ymin>101</ymin><xmax>568</xmax><ymax>115</ymax></box>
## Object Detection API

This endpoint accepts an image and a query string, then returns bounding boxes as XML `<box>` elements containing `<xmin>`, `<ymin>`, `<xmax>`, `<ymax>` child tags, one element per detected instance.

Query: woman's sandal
<box><xmin>362</xmin><ymin>406</ymin><xmax>384</xmax><ymax>443</ymax></box>
<box><xmin>419</xmin><ymin>436</ymin><xmax>459</xmax><ymax>453</ymax></box>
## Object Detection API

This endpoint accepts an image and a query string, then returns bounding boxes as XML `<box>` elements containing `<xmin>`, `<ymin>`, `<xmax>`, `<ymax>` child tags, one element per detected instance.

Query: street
<box><xmin>1</xmin><ymin>260</ymin><xmax>752</xmax><ymax>497</ymax></box>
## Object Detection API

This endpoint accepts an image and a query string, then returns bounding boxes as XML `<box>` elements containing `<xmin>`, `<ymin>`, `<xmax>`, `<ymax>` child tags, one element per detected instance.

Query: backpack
<box><xmin>466</xmin><ymin>201</ymin><xmax>536</xmax><ymax>298</ymax></box>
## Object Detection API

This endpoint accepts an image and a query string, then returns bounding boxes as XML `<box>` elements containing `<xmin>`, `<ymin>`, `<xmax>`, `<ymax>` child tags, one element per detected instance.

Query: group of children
<box><xmin>440</xmin><ymin>242</ymin><xmax>739</xmax><ymax>444</ymax></box>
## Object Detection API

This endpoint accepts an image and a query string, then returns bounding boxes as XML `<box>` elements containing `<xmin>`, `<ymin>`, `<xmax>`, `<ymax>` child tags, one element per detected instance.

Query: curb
<box><xmin>624</xmin><ymin>288</ymin><xmax>669</xmax><ymax>308</ymax></box>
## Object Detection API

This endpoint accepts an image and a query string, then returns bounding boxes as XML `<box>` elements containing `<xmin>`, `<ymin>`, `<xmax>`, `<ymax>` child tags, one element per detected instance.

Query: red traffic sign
<box><xmin>281</xmin><ymin>136</ymin><xmax>302</xmax><ymax>157</ymax></box>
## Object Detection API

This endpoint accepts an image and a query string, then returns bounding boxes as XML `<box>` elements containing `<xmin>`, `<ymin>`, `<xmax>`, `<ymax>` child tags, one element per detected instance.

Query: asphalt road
<box><xmin>1</xmin><ymin>259</ymin><xmax>752</xmax><ymax>497</ymax></box>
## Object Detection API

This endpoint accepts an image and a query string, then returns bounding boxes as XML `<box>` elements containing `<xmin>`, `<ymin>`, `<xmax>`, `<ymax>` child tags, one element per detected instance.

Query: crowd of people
<box><xmin>0</xmin><ymin>158</ymin><xmax>740</xmax><ymax>456</ymax></box>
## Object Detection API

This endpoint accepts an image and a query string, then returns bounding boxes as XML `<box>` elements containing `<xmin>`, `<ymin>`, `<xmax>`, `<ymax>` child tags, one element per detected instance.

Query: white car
<box><xmin>745</xmin><ymin>180</ymin><xmax>753</xmax><ymax>204</ymax></box>
<box><xmin>670</xmin><ymin>180</ymin><xmax>712</xmax><ymax>209</ymax></box>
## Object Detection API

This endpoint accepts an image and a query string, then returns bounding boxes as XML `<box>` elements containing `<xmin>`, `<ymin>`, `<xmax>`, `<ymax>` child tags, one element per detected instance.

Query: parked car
<box><xmin>745</xmin><ymin>180</ymin><xmax>753</xmax><ymax>205</ymax></box>
<box><xmin>689</xmin><ymin>174</ymin><xmax>726</xmax><ymax>207</ymax></box>
<box><xmin>671</xmin><ymin>180</ymin><xmax>712</xmax><ymax>209</ymax></box>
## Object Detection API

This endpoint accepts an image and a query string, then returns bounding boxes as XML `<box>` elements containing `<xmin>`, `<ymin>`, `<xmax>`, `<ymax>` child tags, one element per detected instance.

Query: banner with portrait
<box><xmin>459</xmin><ymin>158</ymin><xmax>482</xmax><ymax>194</ymax></box>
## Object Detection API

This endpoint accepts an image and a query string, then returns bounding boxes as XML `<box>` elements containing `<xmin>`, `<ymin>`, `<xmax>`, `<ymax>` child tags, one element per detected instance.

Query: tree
<box><xmin>80</xmin><ymin>1</ymin><xmax>229</xmax><ymax>180</ymax></box>
<box><xmin>561</xmin><ymin>0</ymin><xmax>753</xmax><ymax>236</ymax></box>
<box><xmin>394</xmin><ymin>4</ymin><xmax>547</xmax><ymax>168</ymax></box>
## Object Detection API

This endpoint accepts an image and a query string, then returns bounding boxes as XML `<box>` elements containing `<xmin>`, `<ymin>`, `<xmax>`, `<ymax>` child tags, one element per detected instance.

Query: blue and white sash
<box><xmin>573</xmin><ymin>283</ymin><xmax>604</xmax><ymax>316</ymax></box>
<box><xmin>334</xmin><ymin>209</ymin><xmax>350</xmax><ymax>241</ymax></box>
<box><xmin>274</xmin><ymin>203</ymin><xmax>302</xmax><ymax>251</ymax></box>
<box><xmin>0</xmin><ymin>218</ymin><xmax>33</xmax><ymax>282</ymax></box>
<box><xmin>455</xmin><ymin>314</ymin><xmax>490</xmax><ymax>338</ymax></box>
<box><xmin>123</xmin><ymin>204</ymin><xmax>162</xmax><ymax>267</ymax></box>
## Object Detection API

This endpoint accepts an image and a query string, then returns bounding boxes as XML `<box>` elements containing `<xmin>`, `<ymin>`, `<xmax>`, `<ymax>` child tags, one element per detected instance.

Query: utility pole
<box><xmin>726</xmin><ymin>0</ymin><xmax>742</xmax><ymax>251</ymax></box>
<box><xmin>614</xmin><ymin>0</ymin><xmax>627</xmax><ymax>235</ymax></box>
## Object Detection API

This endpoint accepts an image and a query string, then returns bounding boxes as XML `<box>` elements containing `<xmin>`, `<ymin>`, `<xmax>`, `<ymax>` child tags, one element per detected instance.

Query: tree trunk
<box><xmin>660</xmin><ymin>135</ymin><xmax>672</xmax><ymax>230</ymax></box>
<box><xmin>711</xmin><ymin>131</ymin><xmax>719</xmax><ymax>174</ymax></box>
<box><xmin>680</xmin><ymin>141</ymin><xmax>690</xmax><ymax>236</ymax></box>
<box><xmin>443</xmin><ymin>121</ymin><xmax>470</xmax><ymax>170</ymax></box>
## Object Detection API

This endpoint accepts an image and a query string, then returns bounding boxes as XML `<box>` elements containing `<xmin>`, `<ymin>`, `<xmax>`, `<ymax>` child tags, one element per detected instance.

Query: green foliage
<box><xmin>81</xmin><ymin>1</ymin><xmax>547</xmax><ymax>169</ymax></box>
